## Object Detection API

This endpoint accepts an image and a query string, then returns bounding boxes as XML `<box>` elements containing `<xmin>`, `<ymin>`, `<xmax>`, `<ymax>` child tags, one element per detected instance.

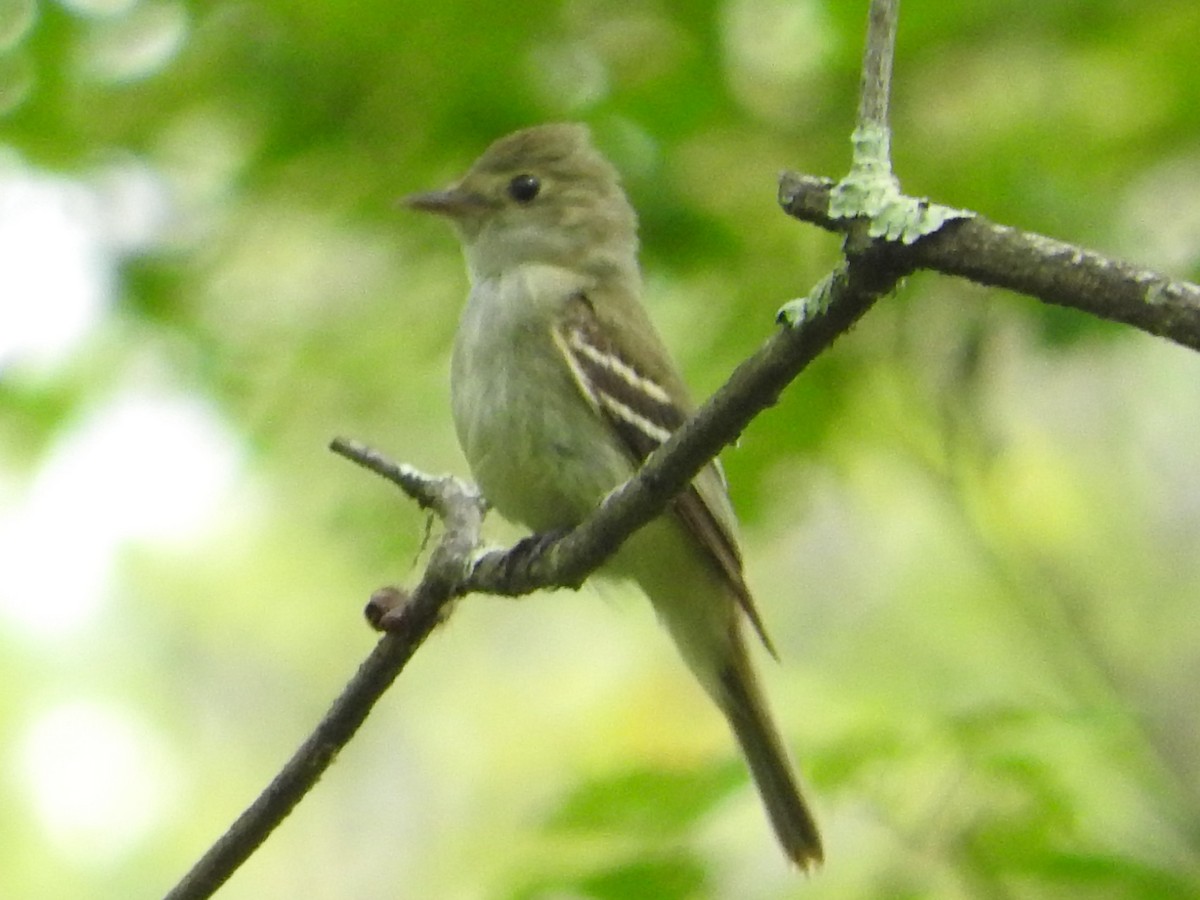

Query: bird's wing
<box><xmin>551</xmin><ymin>291</ymin><xmax>776</xmax><ymax>655</ymax></box>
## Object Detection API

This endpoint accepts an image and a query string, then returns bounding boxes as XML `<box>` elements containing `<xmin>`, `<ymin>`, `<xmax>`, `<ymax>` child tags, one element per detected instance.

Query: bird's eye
<box><xmin>507</xmin><ymin>174</ymin><xmax>541</xmax><ymax>204</ymax></box>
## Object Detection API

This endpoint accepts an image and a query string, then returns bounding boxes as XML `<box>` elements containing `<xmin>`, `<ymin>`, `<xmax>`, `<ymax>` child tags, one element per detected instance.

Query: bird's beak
<box><xmin>401</xmin><ymin>186</ymin><xmax>491</xmax><ymax>218</ymax></box>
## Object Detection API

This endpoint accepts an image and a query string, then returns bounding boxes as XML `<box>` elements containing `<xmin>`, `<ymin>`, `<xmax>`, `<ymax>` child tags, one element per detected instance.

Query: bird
<box><xmin>403</xmin><ymin>122</ymin><xmax>823</xmax><ymax>869</ymax></box>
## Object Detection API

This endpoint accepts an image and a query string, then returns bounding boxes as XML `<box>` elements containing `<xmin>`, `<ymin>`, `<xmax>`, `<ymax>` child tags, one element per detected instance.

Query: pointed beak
<box><xmin>401</xmin><ymin>186</ymin><xmax>491</xmax><ymax>219</ymax></box>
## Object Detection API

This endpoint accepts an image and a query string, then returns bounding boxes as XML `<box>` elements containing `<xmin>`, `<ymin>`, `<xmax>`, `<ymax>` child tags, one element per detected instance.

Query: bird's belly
<box><xmin>453</xmin><ymin>347</ymin><xmax>634</xmax><ymax>533</ymax></box>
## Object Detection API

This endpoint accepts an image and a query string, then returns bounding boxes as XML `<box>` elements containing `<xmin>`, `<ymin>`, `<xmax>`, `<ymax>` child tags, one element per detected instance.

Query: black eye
<box><xmin>507</xmin><ymin>173</ymin><xmax>541</xmax><ymax>204</ymax></box>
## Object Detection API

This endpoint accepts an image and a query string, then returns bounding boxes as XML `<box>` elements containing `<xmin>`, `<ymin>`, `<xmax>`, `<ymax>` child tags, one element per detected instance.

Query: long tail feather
<box><xmin>717</xmin><ymin>658</ymin><xmax>824</xmax><ymax>870</ymax></box>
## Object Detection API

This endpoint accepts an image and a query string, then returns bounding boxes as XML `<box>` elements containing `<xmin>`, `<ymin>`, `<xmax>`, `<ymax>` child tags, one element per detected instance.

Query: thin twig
<box><xmin>857</xmin><ymin>0</ymin><xmax>898</xmax><ymax>133</ymax></box>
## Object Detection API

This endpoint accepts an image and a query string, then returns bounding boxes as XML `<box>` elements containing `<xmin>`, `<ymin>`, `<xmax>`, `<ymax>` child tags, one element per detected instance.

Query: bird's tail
<box><xmin>616</xmin><ymin>519</ymin><xmax>823</xmax><ymax>867</ymax></box>
<box><xmin>716</xmin><ymin>651</ymin><xmax>824</xmax><ymax>871</ymax></box>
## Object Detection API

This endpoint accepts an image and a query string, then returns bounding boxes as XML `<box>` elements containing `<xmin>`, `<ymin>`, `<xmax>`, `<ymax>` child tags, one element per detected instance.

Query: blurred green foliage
<box><xmin>2</xmin><ymin>0</ymin><xmax>1200</xmax><ymax>898</ymax></box>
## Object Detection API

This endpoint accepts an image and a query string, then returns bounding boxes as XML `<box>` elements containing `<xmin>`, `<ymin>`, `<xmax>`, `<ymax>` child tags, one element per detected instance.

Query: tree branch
<box><xmin>780</xmin><ymin>172</ymin><xmax>1200</xmax><ymax>351</ymax></box>
<box><xmin>163</xmin><ymin>455</ymin><xmax>486</xmax><ymax>900</ymax></box>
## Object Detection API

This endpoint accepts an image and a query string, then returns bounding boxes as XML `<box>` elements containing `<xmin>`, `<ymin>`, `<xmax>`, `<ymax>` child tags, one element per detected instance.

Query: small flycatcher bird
<box><xmin>404</xmin><ymin>123</ymin><xmax>823</xmax><ymax>869</ymax></box>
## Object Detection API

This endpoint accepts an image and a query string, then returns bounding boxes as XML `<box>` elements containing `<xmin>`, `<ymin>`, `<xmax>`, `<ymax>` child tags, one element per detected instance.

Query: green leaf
<box><xmin>546</xmin><ymin>763</ymin><xmax>744</xmax><ymax>836</ymax></box>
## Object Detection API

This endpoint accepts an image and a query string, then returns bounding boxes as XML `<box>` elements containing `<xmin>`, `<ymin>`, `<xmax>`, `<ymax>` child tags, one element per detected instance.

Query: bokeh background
<box><xmin>3</xmin><ymin>0</ymin><xmax>1200</xmax><ymax>897</ymax></box>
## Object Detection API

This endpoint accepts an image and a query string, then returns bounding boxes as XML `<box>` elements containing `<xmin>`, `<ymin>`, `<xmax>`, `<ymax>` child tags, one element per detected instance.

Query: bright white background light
<box><xmin>0</xmin><ymin>389</ymin><xmax>245</xmax><ymax>637</ymax></box>
<box><xmin>17</xmin><ymin>699</ymin><xmax>179</xmax><ymax>864</ymax></box>
<box><xmin>0</xmin><ymin>168</ymin><xmax>109</xmax><ymax>373</ymax></box>
<box><xmin>0</xmin><ymin>156</ymin><xmax>169</xmax><ymax>374</ymax></box>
